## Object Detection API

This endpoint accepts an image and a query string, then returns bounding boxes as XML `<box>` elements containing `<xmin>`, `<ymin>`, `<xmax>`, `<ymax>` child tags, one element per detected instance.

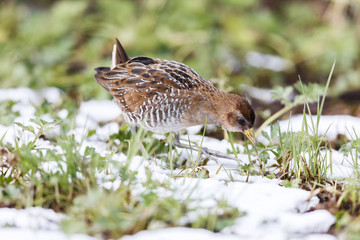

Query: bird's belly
<box><xmin>121</xmin><ymin>104</ymin><xmax>188</xmax><ymax>133</ymax></box>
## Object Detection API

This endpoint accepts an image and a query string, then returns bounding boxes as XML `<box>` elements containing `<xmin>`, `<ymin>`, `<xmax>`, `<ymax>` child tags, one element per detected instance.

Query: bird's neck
<box><xmin>209</xmin><ymin>91</ymin><xmax>235</xmax><ymax>126</ymax></box>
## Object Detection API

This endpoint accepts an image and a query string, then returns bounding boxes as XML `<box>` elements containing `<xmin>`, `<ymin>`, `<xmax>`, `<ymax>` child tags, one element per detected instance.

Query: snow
<box><xmin>76</xmin><ymin>100</ymin><xmax>121</xmax><ymax>128</ymax></box>
<box><xmin>0</xmin><ymin>207</ymin><xmax>95</xmax><ymax>240</ymax></box>
<box><xmin>120</xmin><ymin>227</ymin><xmax>337</xmax><ymax>240</ymax></box>
<box><xmin>156</xmin><ymin>178</ymin><xmax>335</xmax><ymax>240</ymax></box>
<box><xmin>258</xmin><ymin>114</ymin><xmax>360</xmax><ymax>178</ymax></box>
<box><xmin>245</xmin><ymin>51</ymin><xmax>292</xmax><ymax>72</ymax></box>
<box><xmin>242</xmin><ymin>85</ymin><xmax>276</xmax><ymax>103</ymax></box>
<box><xmin>0</xmin><ymin>207</ymin><xmax>62</xmax><ymax>230</ymax></box>
<box><xmin>259</xmin><ymin>114</ymin><xmax>360</xmax><ymax>142</ymax></box>
<box><xmin>0</xmin><ymin>229</ymin><xmax>96</xmax><ymax>240</ymax></box>
<box><xmin>279</xmin><ymin>210</ymin><xmax>335</xmax><ymax>234</ymax></box>
<box><xmin>1</xmin><ymin>87</ymin><xmax>356</xmax><ymax>240</ymax></box>
<box><xmin>120</xmin><ymin>227</ymin><xmax>239</xmax><ymax>240</ymax></box>
<box><xmin>0</xmin><ymin>87</ymin><xmax>62</xmax><ymax>105</ymax></box>
<box><xmin>0</xmin><ymin>87</ymin><xmax>41</xmax><ymax>104</ymax></box>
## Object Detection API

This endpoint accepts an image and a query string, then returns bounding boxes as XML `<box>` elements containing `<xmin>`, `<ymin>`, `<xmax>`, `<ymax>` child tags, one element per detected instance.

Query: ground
<box><xmin>1</xmin><ymin>87</ymin><xmax>358</xmax><ymax>240</ymax></box>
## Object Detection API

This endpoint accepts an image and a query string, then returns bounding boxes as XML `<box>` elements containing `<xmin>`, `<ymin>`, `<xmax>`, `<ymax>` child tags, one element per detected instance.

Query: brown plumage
<box><xmin>94</xmin><ymin>38</ymin><xmax>255</xmax><ymax>141</ymax></box>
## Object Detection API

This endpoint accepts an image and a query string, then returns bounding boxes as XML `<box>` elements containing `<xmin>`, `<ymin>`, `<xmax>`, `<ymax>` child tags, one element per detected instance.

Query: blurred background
<box><xmin>1</xmin><ymin>0</ymin><xmax>360</xmax><ymax>126</ymax></box>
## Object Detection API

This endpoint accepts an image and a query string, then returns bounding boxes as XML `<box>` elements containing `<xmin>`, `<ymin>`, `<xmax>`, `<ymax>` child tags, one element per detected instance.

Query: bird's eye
<box><xmin>238</xmin><ymin>118</ymin><xmax>246</xmax><ymax>126</ymax></box>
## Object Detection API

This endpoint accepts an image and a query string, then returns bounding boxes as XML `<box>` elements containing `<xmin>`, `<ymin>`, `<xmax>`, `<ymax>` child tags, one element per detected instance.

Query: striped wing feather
<box><xmin>96</xmin><ymin>56</ymin><xmax>217</xmax><ymax>115</ymax></box>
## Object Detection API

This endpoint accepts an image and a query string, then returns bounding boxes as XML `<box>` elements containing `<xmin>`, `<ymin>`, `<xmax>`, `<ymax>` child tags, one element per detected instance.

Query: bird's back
<box><xmin>94</xmin><ymin>41</ymin><xmax>218</xmax><ymax>132</ymax></box>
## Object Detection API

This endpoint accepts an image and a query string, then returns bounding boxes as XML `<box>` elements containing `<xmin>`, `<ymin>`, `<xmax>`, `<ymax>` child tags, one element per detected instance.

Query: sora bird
<box><xmin>95</xmin><ymin>38</ymin><xmax>255</xmax><ymax>157</ymax></box>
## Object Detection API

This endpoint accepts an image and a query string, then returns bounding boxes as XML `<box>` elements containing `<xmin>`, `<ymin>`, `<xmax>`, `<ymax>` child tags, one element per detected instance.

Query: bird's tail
<box><xmin>94</xmin><ymin>67</ymin><xmax>111</xmax><ymax>90</ymax></box>
<box><xmin>111</xmin><ymin>38</ymin><xmax>129</xmax><ymax>69</ymax></box>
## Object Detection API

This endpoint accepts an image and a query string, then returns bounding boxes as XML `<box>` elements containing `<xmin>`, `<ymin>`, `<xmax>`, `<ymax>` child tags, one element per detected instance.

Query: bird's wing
<box><xmin>95</xmin><ymin>56</ymin><xmax>217</xmax><ymax>114</ymax></box>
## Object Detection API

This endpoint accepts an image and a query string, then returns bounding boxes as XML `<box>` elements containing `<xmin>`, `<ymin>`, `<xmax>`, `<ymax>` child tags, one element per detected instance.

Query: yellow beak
<box><xmin>244</xmin><ymin>129</ymin><xmax>256</xmax><ymax>145</ymax></box>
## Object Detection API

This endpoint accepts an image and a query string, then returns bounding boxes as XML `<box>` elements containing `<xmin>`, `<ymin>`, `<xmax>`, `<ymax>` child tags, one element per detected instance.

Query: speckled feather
<box><xmin>95</xmin><ymin>38</ymin><xmax>255</xmax><ymax>134</ymax></box>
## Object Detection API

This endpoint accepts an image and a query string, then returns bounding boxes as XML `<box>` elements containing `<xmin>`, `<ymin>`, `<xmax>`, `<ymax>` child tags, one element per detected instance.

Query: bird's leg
<box><xmin>173</xmin><ymin>133</ymin><xmax>214</xmax><ymax>164</ymax></box>
<box><xmin>173</xmin><ymin>133</ymin><xmax>202</xmax><ymax>154</ymax></box>
<box><xmin>173</xmin><ymin>133</ymin><xmax>241</xmax><ymax>162</ymax></box>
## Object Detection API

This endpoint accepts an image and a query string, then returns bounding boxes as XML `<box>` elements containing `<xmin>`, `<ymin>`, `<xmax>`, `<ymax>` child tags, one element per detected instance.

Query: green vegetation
<box><xmin>63</xmin><ymin>187</ymin><xmax>242</xmax><ymax>238</ymax></box>
<box><xmin>0</xmin><ymin>108</ymin><xmax>242</xmax><ymax>237</ymax></box>
<box><xmin>1</xmin><ymin>0</ymin><xmax>360</xmax><ymax>239</ymax></box>
<box><xmin>1</xmin><ymin>0</ymin><xmax>360</xmax><ymax>98</ymax></box>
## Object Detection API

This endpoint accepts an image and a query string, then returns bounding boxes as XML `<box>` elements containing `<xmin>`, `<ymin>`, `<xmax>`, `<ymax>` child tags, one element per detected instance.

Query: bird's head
<box><xmin>219</xmin><ymin>94</ymin><xmax>256</xmax><ymax>143</ymax></box>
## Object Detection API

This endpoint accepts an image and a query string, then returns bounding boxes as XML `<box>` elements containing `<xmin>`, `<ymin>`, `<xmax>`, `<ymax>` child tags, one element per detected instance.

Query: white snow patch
<box><xmin>120</xmin><ymin>227</ymin><xmax>337</xmax><ymax>240</ymax></box>
<box><xmin>12</xmin><ymin>103</ymin><xmax>36</xmax><ymax>120</ymax></box>
<box><xmin>0</xmin><ymin>229</ymin><xmax>96</xmax><ymax>240</ymax></box>
<box><xmin>159</xmin><ymin>178</ymin><xmax>321</xmax><ymax>239</ymax></box>
<box><xmin>40</xmin><ymin>87</ymin><xmax>63</xmax><ymax>104</ymax></box>
<box><xmin>258</xmin><ymin>114</ymin><xmax>360</xmax><ymax>178</ymax></box>
<box><xmin>259</xmin><ymin>114</ymin><xmax>360</xmax><ymax>143</ymax></box>
<box><xmin>0</xmin><ymin>207</ymin><xmax>63</xmax><ymax>230</ymax></box>
<box><xmin>186</xmin><ymin>125</ymin><xmax>203</xmax><ymax>135</ymax></box>
<box><xmin>120</xmin><ymin>227</ymin><xmax>239</xmax><ymax>240</ymax></box>
<box><xmin>242</xmin><ymin>85</ymin><xmax>276</xmax><ymax>103</ymax></box>
<box><xmin>0</xmin><ymin>123</ymin><xmax>35</xmax><ymax>146</ymax></box>
<box><xmin>76</xmin><ymin>100</ymin><xmax>121</xmax><ymax>127</ymax></box>
<box><xmin>279</xmin><ymin>210</ymin><xmax>335</xmax><ymax>234</ymax></box>
<box><xmin>290</xmin><ymin>234</ymin><xmax>338</xmax><ymax>240</ymax></box>
<box><xmin>0</xmin><ymin>87</ymin><xmax>41</xmax><ymax>104</ymax></box>
<box><xmin>0</xmin><ymin>87</ymin><xmax>62</xmax><ymax>105</ymax></box>
<box><xmin>89</xmin><ymin>122</ymin><xmax>120</xmax><ymax>141</ymax></box>
<box><xmin>246</xmin><ymin>51</ymin><xmax>291</xmax><ymax>72</ymax></box>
